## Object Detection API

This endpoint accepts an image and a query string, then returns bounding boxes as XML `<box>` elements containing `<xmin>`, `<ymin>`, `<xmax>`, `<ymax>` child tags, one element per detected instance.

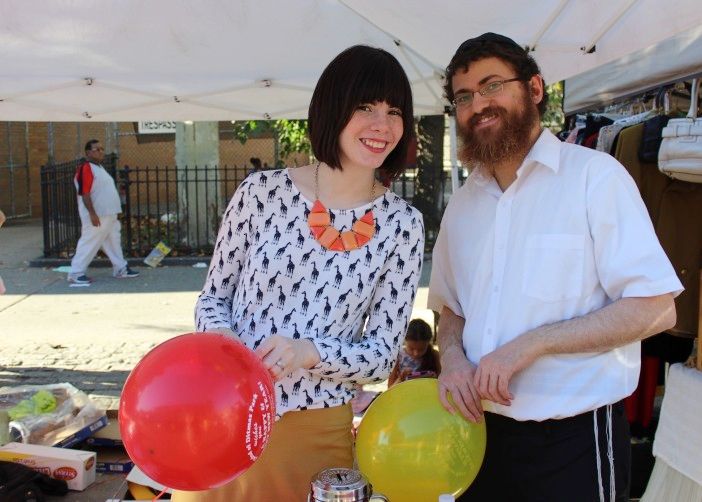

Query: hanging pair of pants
<box><xmin>69</xmin><ymin>213</ymin><xmax>128</xmax><ymax>278</ymax></box>
<box><xmin>459</xmin><ymin>401</ymin><xmax>631</xmax><ymax>502</ymax></box>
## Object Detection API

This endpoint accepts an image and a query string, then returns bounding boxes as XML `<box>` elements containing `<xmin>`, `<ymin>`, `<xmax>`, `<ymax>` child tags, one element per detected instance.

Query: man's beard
<box><xmin>457</xmin><ymin>92</ymin><xmax>539</xmax><ymax>174</ymax></box>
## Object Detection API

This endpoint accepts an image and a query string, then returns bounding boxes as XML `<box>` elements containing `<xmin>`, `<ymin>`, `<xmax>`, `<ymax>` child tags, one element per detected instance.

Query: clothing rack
<box><xmin>562</xmin><ymin>76</ymin><xmax>701</xmax><ymax>371</ymax></box>
<box><xmin>565</xmin><ymin>70</ymin><xmax>702</xmax><ymax>116</ymax></box>
<box><xmin>566</xmin><ymin>82</ymin><xmax>698</xmax><ymax>129</ymax></box>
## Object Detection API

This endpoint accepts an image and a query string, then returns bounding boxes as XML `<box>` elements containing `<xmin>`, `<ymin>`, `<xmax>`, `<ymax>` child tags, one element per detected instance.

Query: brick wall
<box><xmin>1</xmin><ymin>121</ymin><xmax>310</xmax><ymax>218</ymax></box>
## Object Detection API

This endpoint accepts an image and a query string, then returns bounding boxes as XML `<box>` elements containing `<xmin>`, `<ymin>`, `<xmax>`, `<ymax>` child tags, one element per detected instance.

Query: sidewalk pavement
<box><xmin>0</xmin><ymin>218</ymin><xmax>433</xmax><ymax>411</ymax></box>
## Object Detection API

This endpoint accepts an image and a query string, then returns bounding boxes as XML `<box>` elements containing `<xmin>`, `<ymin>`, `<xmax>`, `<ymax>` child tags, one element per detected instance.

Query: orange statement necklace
<box><xmin>307</xmin><ymin>163</ymin><xmax>376</xmax><ymax>252</ymax></box>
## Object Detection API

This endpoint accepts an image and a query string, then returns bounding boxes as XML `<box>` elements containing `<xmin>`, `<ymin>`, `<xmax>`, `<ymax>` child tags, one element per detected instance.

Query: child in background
<box><xmin>388</xmin><ymin>318</ymin><xmax>441</xmax><ymax>386</ymax></box>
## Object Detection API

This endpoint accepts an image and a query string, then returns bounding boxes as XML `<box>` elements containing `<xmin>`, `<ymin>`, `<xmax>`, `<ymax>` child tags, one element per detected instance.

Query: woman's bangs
<box><xmin>353</xmin><ymin>59</ymin><xmax>410</xmax><ymax>110</ymax></box>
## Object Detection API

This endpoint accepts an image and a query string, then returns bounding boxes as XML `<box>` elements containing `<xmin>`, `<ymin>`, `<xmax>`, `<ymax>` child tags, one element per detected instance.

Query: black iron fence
<box><xmin>40</xmin><ymin>158</ymin><xmax>448</xmax><ymax>259</ymax></box>
<box><xmin>119</xmin><ymin>163</ymin><xmax>252</xmax><ymax>256</ymax></box>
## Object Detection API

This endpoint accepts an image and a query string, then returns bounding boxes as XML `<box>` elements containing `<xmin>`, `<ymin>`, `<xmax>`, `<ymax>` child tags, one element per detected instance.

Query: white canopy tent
<box><xmin>564</xmin><ymin>24</ymin><xmax>702</xmax><ymax>114</ymax></box>
<box><xmin>1</xmin><ymin>0</ymin><xmax>702</xmax><ymax>122</ymax></box>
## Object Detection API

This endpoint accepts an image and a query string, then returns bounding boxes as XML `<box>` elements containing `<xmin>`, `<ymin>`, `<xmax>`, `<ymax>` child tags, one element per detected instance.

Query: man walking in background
<box><xmin>68</xmin><ymin>139</ymin><xmax>138</xmax><ymax>285</ymax></box>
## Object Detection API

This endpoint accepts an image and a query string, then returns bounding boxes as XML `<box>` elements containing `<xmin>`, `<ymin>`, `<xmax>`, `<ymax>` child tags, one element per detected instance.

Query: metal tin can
<box><xmin>309</xmin><ymin>467</ymin><xmax>388</xmax><ymax>501</ymax></box>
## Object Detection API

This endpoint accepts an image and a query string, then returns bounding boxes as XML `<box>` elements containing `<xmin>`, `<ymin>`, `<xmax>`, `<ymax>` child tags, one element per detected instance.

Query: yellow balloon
<box><xmin>356</xmin><ymin>378</ymin><xmax>486</xmax><ymax>501</ymax></box>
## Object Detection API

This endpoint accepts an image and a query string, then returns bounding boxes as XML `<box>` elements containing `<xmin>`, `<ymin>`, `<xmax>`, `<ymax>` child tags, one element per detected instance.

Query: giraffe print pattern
<box><xmin>196</xmin><ymin>169</ymin><xmax>424</xmax><ymax>418</ymax></box>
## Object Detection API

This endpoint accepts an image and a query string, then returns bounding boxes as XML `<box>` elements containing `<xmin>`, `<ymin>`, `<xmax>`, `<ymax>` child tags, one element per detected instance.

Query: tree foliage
<box><xmin>542</xmin><ymin>81</ymin><xmax>564</xmax><ymax>132</ymax></box>
<box><xmin>274</xmin><ymin>119</ymin><xmax>311</xmax><ymax>159</ymax></box>
<box><xmin>231</xmin><ymin>119</ymin><xmax>310</xmax><ymax>161</ymax></box>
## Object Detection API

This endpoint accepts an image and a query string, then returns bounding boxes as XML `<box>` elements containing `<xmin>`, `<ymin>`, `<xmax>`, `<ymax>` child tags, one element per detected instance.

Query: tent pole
<box><xmin>396</xmin><ymin>42</ymin><xmax>442</xmax><ymax>105</ymax></box>
<box><xmin>581</xmin><ymin>0</ymin><xmax>639</xmax><ymax>53</ymax></box>
<box><xmin>527</xmin><ymin>0</ymin><xmax>570</xmax><ymax>51</ymax></box>
<box><xmin>338</xmin><ymin>0</ymin><xmax>443</xmax><ymax>73</ymax></box>
<box><xmin>447</xmin><ymin>113</ymin><xmax>459</xmax><ymax>193</ymax></box>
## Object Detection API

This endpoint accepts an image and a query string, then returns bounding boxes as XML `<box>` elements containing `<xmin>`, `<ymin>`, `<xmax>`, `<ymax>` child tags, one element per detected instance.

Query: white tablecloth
<box><xmin>651</xmin><ymin>363</ymin><xmax>702</xmax><ymax>485</ymax></box>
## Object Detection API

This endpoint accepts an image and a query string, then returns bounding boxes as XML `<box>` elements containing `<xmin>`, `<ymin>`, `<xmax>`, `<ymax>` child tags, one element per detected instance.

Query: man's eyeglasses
<box><xmin>90</xmin><ymin>147</ymin><xmax>104</xmax><ymax>152</ymax></box>
<box><xmin>452</xmin><ymin>77</ymin><xmax>523</xmax><ymax>109</ymax></box>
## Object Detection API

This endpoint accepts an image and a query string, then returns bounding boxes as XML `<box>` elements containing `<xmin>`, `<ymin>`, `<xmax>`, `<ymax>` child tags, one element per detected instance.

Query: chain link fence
<box><xmin>0</xmin><ymin>122</ymin><xmax>31</xmax><ymax>219</ymax></box>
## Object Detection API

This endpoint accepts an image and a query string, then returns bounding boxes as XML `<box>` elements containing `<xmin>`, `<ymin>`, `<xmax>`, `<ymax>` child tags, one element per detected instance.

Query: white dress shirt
<box><xmin>428</xmin><ymin>129</ymin><xmax>682</xmax><ymax>421</ymax></box>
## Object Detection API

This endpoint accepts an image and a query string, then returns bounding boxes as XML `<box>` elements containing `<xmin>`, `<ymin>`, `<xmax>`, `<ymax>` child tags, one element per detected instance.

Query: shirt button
<box><xmin>493</xmin><ymin>286</ymin><xmax>499</xmax><ymax>293</ymax></box>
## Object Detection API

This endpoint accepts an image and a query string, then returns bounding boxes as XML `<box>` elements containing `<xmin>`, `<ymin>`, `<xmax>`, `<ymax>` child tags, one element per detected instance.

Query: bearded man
<box><xmin>428</xmin><ymin>33</ymin><xmax>682</xmax><ymax>501</ymax></box>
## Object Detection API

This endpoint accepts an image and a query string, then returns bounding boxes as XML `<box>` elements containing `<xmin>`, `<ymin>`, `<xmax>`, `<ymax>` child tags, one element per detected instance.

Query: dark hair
<box><xmin>406</xmin><ymin>318</ymin><xmax>433</xmax><ymax>342</ymax></box>
<box><xmin>308</xmin><ymin>45</ymin><xmax>414</xmax><ymax>181</ymax></box>
<box><xmin>444</xmin><ymin>33</ymin><xmax>548</xmax><ymax>117</ymax></box>
<box><xmin>84</xmin><ymin>139</ymin><xmax>100</xmax><ymax>153</ymax></box>
<box><xmin>405</xmin><ymin>319</ymin><xmax>440</xmax><ymax>374</ymax></box>
<box><xmin>249</xmin><ymin>157</ymin><xmax>262</xmax><ymax>169</ymax></box>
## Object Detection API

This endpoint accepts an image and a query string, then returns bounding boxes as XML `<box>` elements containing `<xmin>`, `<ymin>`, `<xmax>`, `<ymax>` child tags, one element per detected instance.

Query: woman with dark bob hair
<box><xmin>173</xmin><ymin>45</ymin><xmax>425</xmax><ymax>500</ymax></box>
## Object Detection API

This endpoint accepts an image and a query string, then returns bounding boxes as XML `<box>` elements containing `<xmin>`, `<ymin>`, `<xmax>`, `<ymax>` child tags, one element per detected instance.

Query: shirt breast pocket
<box><xmin>522</xmin><ymin>234</ymin><xmax>585</xmax><ymax>303</ymax></box>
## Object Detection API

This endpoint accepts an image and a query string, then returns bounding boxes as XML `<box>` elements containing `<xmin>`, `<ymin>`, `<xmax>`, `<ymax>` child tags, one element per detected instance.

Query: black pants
<box><xmin>459</xmin><ymin>401</ymin><xmax>631</xmax><ymax>502</ymax></box>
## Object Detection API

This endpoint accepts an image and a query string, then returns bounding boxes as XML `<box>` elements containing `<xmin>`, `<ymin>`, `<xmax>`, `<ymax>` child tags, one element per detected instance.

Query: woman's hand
<box><xmin>255</xmin><ymin>336</ymin><xmax>321</xmax><ymax>381</ymax></box>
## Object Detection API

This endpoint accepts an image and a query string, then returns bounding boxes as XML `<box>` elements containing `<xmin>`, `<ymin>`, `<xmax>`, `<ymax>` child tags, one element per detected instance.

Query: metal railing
<box><xmin>120</xmin><ymin>163</ymin><xmax>252</xmax><ymax>256</ymax></box>
<box><xmin>40</xmin><ymin>160</ymin><xmax>447</xmax><ymax>258</ymax></box>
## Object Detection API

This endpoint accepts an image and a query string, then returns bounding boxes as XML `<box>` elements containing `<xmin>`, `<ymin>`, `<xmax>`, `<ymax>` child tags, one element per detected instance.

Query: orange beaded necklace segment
<box><xmin>307</xmin><ymin>163</ymin><xmax>376</xmax><ymax>252</ymax></box>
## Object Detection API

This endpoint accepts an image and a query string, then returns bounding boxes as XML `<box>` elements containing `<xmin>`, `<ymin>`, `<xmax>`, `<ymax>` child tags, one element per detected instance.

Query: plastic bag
<box><xmin>0</xmin><ymin>383</ymin><xmax>105</xmax><ymax>447</ymax></box>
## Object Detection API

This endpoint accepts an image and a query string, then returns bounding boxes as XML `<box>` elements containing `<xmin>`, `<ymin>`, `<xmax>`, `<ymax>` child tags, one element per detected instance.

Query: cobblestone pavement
<box><xmin>0</xmin><ymin>219</ymin><xmax>432</xmax><ymax>411</ymax></box>
<box><xmin>0</xmin><ymin>270</ymin><xmax>207</xmax><ymax>409</ymax></box>
<box><xmin>0</xmin><ymin>219</ymin><xmax>210</xmax><ymax>409</ymax></box>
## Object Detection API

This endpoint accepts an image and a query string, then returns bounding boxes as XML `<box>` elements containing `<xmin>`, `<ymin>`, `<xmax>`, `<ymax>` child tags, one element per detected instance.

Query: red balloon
<box><xmin>119</xmin><ymin>333</ymin><xmax>275</xmax><ymax>491</ymax></box>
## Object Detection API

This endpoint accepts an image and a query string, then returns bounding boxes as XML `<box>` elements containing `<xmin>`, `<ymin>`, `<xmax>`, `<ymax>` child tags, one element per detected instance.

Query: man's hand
<box><xmin>474</xmin><ymin>336</ymin><xmax>539</xmax><ymax>406</ymax></box>
<box><xmin>438</xmin><ymin>346</ymin><xmax>483</xmax><ymax>423</ymax></box>
<box><xmin>89</xmin><ymin>213</ymin><xmax>100</xmax><ymax>227</ymax></box>
<box><xmin>255</xmin><ymin>336</ymin><xmax>320</xmax><ymax>382</ymax></box>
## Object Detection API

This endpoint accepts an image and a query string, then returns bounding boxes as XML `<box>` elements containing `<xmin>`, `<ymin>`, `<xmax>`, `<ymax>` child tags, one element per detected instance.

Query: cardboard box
<box><xmin>90</xmin><ymin>446</ymin><xmax>134</xmax><ymax>473</ymax></box>
<box><xmin>83</xmin><ymin>409</ymin><xmax>122</xmax><ymax>447</ymax></box>
<box><xmin>54</xmin><ymin>414</ymin><xmax>108</xmax><ymax>448</ymax></box>
<box><xmin>0</xmin><ymin>442</ymin><xmax>96</xmax><ymax>490</ymax></box>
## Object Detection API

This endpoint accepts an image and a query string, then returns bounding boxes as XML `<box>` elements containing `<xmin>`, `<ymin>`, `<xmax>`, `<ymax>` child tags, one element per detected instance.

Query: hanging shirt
<box><xmin>196</xmin><ymin>169</ymin><xmax>424</xmax><ymax>418</ymax></box>
<box><xmin>595</xmin><ymin>109</ymin><xmax>655</xmax><ymax>154</ymax></box>
<box><xmin>428</xmin><ymin>129</ymin><xmax>682</xmax><ymax>421</ymax></box>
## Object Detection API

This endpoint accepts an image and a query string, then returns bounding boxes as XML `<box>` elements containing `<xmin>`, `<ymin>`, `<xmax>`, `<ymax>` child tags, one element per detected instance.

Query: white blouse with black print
<box><xmin>195</xmin><ymin>168</ymin><xmax>424</xmax><ymax>418</ymax></box>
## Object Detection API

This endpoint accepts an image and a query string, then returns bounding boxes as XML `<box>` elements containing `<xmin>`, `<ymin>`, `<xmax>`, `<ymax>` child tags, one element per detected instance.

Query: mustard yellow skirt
<box><xmin>172</xmin><ymin>404</ymin><xmax>354</xmax><ymax>502</ymax></box>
